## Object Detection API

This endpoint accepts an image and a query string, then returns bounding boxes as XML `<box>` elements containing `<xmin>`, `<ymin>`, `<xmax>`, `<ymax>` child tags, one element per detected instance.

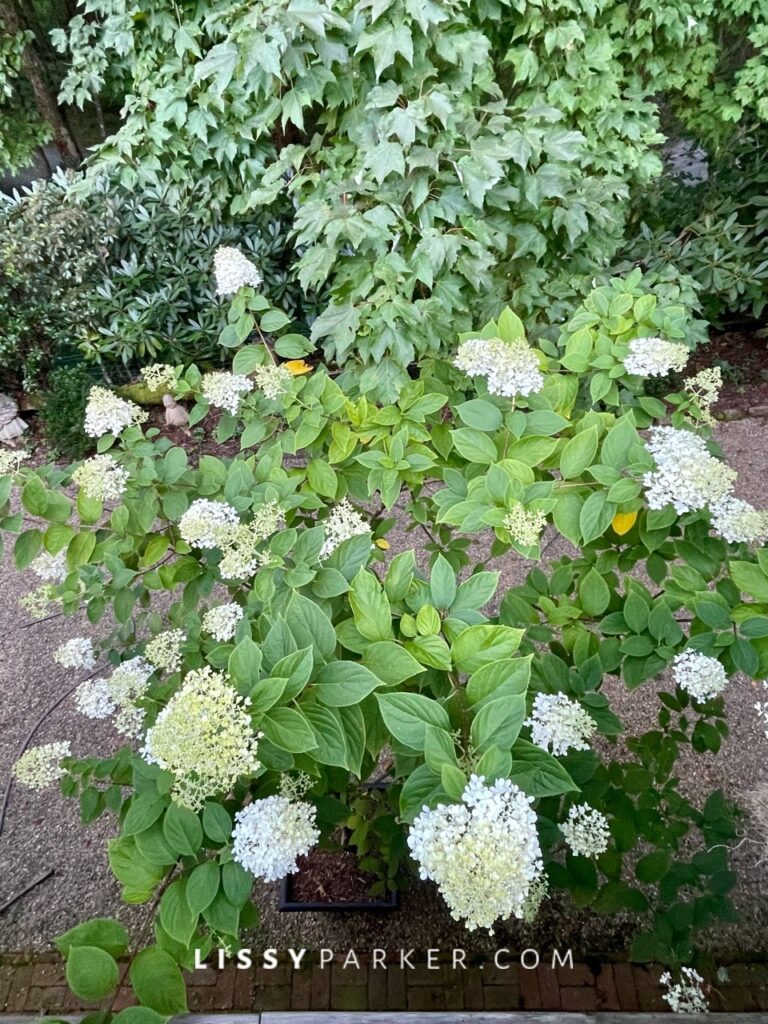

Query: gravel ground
<box><xmin>0</xmin><ymin>418</ymin><xmax>767</xmax><ymax>957</ymax></box>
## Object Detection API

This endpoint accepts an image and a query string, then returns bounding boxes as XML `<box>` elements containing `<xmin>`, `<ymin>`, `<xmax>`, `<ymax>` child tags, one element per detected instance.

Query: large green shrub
<box><xmin>0</xmin><ymin>173</ymin><xmax>317</xmax><ymax>389</ymax></box>
<box><xmin>55</xmin><ymin>0</ymin><xmax>768</xmax><ymax>397</ymax></box>
<box><xmin>0</xmin><ymin>172</ymin><xmax>113</xmax><ymax>391</ymax></box>
<box><xmin>6</xmin><ymin>264</ymin><xmax>764</xmax><ymax>1012</ymax></box>
<box><xmin>38</xmin><ymin>363</ymin><xmax>98</xmax><ymax>460</ymax></box>
<box><xmin>617</xmin><ymin>130</ymin><xmax>768</xmax><ymax>323</ymax></box>
<box><xmin>78</xmin><ymin>179</ymin><xmax>320</xmax><ymax>368</ymax></box>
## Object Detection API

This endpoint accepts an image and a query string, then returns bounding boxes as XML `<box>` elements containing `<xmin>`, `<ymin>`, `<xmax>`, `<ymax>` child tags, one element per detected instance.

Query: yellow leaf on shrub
<box><xmin>374</xmin><ymin>538</ymin><xmax>390</xmax><ymax>550</ymax></box>
<box><xmin>284</xmin><ymin>359</ymin><xmax>312</xmax><ymax>376</ymax></box>
<box><xmin>612</xmin><ymin>510</ymin><xmax>638</xmax><ymax>535</ymax></box>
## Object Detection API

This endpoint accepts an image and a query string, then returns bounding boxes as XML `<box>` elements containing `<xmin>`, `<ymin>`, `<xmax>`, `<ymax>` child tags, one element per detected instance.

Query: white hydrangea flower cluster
<box><xmin>0</xmin><ymin>448</ymin><xmax>28</xmax><ymax>475</ymax></box>
<box><xmin>141</xmin><ymin>666</ymin><xmax>260</xmax><ymax>810</ymax></box>
<box><xmin>525</xmin><ymin>692</ymin><xmax>596</xmax><ymax>756</ymax></box>
<box><xmin>109</xmin><ymin>657</ymin><xmax>156</xmax><ymax>735</ymax></box>
<box><xmin>19</xmin><ymin>585</ymin><xmax>57</xmax><ymax>619</ymax></box>
<box><xmin>72</xmin><ymin>454</ymin><xmax>129</xmax><ymax>502</ymax></box>
<box><xmin>249</xmin><ymin>501</ymin><xmax>284</xmax><ymax>542</ymax></box>
<box><xmin>407</xmin><ymin>775</ymin><xmax>543</xmax><ymax>932</ymax></box>
<box><xmin>76</xmin><ymin>656</ymin><xmax>155</xmax><ymax>737</ymax></box>
<box><xmin>232</xmin><ymin>796</ymin><xmax>320</xmax><ymax>881</ymax></box>
<box><xmin>218</xmin><ymin>531</ymin><xmax>266</xmax><ymax>580</ymax></box>
<box><xmin>31</xmin><ymin>549</ymin><xmax>68</xmax><ymax>583</ymax></box>
<box><xmin>74</xmin><ymin>676</ymin><xmax>114</xmax><ymax>720</ymax></box>
<box><xmin>709</xmin><ymin>496</ymin><xmax>768</xmax><ymax>545</ymax></box>
<box><xmin>560</xmin><ymin>803</ymin><xmax>610</xmax><ymax>857</ymax></box>
<box><xmin>140</xmin><ymin>363</ymin><xmax>176</xmax><ymax>392</ymax></box>
<box><xmin>213</xmin><ymin>246</ymin><xmax>263</xmax><ymax>296</ymax></box>
<box><xmin>179</xmin><ymin>499</ymin><xmax>240</xmax><ymax>549</ymax></box>
<box><xmin>521</xmin><ymin>874</ymin><xmax>549</xmax><ymax>924</ymax></box>
<box><xmin>179</xmin><ymin>499</ymin><xmax>282</xmax><ymax>578</ymax></box>
<box><xmin>279</xmin><ymin>771</ymin><xmax>313</xmax><ymax>801</ymax></box>
<box><xmin>673</xmin><ymin>649</ymin><xmax>728</xmax><ymax>702</ymax></box>
<box><xmin>253</xmin><ymin>364</ymin><xmax>293</xmax><ymax>400</ymax></box>
<box><xmin>320</xmin><ymin>499</ymin><xmax>372</xmax><ymax>559</ymax></box>
<box><xmin>219</xmin><ymin>503</ymin><xmax>284</xmax><ymax>580</ymax></box>
<box><xmin>145</xmin><ymin>629</ymin><xmax>186</xmax><ymax>673</ymax></box>
<box><xmin>202</xmin><ymin>603</ymin><xmax>244</xmax><ymax>642</ymax></box>
<box><xmin>504</xmin><ymin>503</ymin><xmax>547</xmax><ymax>547</ymax></box>
<box><xmin>84</xmin><ymin>386</ymin><xmax>148</xmax><ymax>438</ymax></box>
<box><xmin>643</xmin><ymin>427</ymin><xmax>736</xmax><ymax>514</ymax></box>
<box><xmin>685</xmin><ymin>366</ymin><xmax>722</xmax><ymax>426</ymax></box>
<box><xmin>660</xmin><ymin>968</ymin><xmax>708</xmax><ymax>1014</ymax></box>
<box><xmin>54</xmin><ymin>637</ymin><xmax>95</xmax><ymax>671</ymax></box>
<box><xmin>622</xmin><ymin>336</ymin><xmax>689</xmax><ymax>377</ymax></box>
<box><xmin>201</xmin><ymin>371</ymin><xmax>254</xmax><ymax>416</ymax></box>
<box><xmin>13</xmin><ymin>741</ymin><xmax>71</xmax><ymax>790</ymax></box>
<box><xmin>454</xmin><ymin>336</ymin><xmax>544</xmax><ymax>398</ymax></box>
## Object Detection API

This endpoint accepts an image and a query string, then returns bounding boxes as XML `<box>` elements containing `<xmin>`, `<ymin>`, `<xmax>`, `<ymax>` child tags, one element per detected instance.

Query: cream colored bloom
<box><xmin>673</xmin><ymin>649</ymin><xmax>727</xmax><ymax>702</ymax></box>
<box><xmin>525</xmin><ymin>692</ymin><xmax>596</xmax><ymax>755</ymax></box>
<box><xmin>408</xmin><ymin>775</ymin><xmax>543</xmax><ymax>932</ymax></box>
<box><xmin>19</xmin><ymin>584</ymin><xmax>58</xmax><ymax>618</ymax></box>
<box><xmin>140</xmin><ymin>363</ymin><xmax>177</xmax><ymax>392</ymax></box>
<box><xmin>253</xmin><ymin>364</ymin><xmax>293</xmax><ymax>400</ymax></box>
<box><xmin>84</xmin><ymin>386</ymin><xmax>147</xmax><ymax>438</ymax></box>
<box><xmin>504</xmin><ymin>503</ymin><xmax>546</xmax><ymax>547</ymax></box>
<box><xmin>201</xmin><ymin>371</ymin><xmax>254</xmax><ymax>416</ymax></box>
<box><xmin>660</xmin><ymin>968</ymin><xmax>708</xmax><ymax>1013</ymax></box>
<box><xmin>320</xmin><ymin>500</ymin><xmax>371</xmax><ymax>559</ymax></box>
<box><xmin>560</xmin><ymin>803</ymin><xmax>610</xmax><ymax>857</ymax></box>
<box><xmin>709</xmin><ymin>496</ymin><xmax>768</xmax><ymax>545</ymax></box>
<box><xmin>178</xmin><ymin>499</ymin><xmax>239</xmax><ymax>549</ymax></box>
<box><xmin>31</xmin><ymin>550</ymin><xmax>67</xmax><ymax>582</ymax></box>
<box><xmin>76</xmin><ymin>656</ymin><xmax>155</xmax><ymax>737</ymax></box>
<box><xmin>145</xmin><ymin>629</ymin><xmax>186</xmax><ymax>673</ymax></box>
<box><xmin>202</xmin><ymin>603</ymin><xmax>244</xmax><ymax>642</ymax></box>
<box><xmin>72</xmin><ymin>454</ymin><xmax>129</xmax><ymax>502</ymax></box>
<box><xmin>54</xmin><ymin>637</ymin><xmax>96</xmax><ymax>670</ymax></box>
<box><xmin>454</xmin><ymin>337</ymin><xmax>543</xmax><ymax>398</ymax></box>
<box><xmin>13</xmin><ymin>742</ymin><xmax>71</xmax><ymax>790</ymax></box>
<box><xmin>623</xmin><ymin>336</ymin><xmax>689</xmax><ymax>377</ymax></box>
<box><xmin>141</xmin><ymin>667</ymin><xmax>260</xmax><ymax>810</ymax></box>
<box><xmin>218</xmin><ymin>503</ymin><xmax>284</xmax><ymax>580</ymax></box>
<box><xmin>0</xmin><ymin>448</ymin><xmax>28</xmax><ymax>475</ymax></box>
<box><xmin>232</xmin><ymin>797</ymin><xmax>319</xmax><ymax>881</ymax></box>
<box><xmin>213</xmin><ymin>246</ymin><xmax>262</xmax><ymax>296</ymax></box>
<box><xmin>684</xmin><ymin>366</ymin><xmax>721</xmax><ymax>425</ymax></box>
<box><xmin>643</xmin><ymin>427</ymin><xmax>736</xmax><ymax>514</ymax></box>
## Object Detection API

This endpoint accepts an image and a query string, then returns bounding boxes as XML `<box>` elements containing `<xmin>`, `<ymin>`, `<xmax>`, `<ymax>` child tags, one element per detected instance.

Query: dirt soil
<box><xmin>287</xmin><ymin>849</ymin><xmax>390</xmax><ymax>905</ymax></box>
<box><xmin>687</xmin><ymin>329</ymin><xmax>768</xmax><ymax>411</ymax></box>
<box><xmin>0</xmin><ymin>418</ymin><xmax>767</xmax><ymax>959</ymax></box>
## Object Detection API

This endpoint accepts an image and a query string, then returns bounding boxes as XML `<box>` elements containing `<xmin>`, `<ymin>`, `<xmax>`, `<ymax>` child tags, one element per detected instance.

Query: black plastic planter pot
<box><xmin>278</xmin><ymin>872</ymin><xmax>399</xmax><ymax>912</ymax></box>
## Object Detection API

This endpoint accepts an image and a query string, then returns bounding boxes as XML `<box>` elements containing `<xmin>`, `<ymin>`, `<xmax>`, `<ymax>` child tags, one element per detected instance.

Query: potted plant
<box><xmin>279</xmin><ymin>779</ymin><xmax>402</xmax><ymax>911</ymax></box>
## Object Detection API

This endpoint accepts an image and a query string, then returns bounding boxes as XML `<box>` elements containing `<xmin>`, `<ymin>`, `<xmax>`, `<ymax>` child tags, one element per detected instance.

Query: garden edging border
<box><xmin>1</xmin><ymin>953</ymin><xmax>767</xmax><ymax>1014</ymax></box>
<box><xmin>720</xmin><ymin>405</ymin><xmax>768</xmax><ymax>421</ymax></box>
<box><xmin>2</xmin><ymin>1012</ymin><xmax>768</xmax><ymax>1022</ymax></box>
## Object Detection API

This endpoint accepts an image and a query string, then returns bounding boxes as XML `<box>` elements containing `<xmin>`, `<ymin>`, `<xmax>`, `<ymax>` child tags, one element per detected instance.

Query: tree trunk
<box><xmin>0</xmin><ymin>0</ymin><xmax>83</xmax><ymax>166</ymax></box>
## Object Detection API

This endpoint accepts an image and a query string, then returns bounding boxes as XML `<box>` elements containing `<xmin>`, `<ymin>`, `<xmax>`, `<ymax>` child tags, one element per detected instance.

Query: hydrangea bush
<box><xmin>3</xmin><ymin>256</ymin><xmax>765</xmax><ymax>1014</ymax></box>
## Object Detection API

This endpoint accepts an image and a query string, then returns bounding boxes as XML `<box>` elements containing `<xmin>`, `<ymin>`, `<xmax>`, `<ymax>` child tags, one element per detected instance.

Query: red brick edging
<box><xmin>1</xmin><ymin>953</ymin><xmax>767</xmax><ymax>1014</ymax></box>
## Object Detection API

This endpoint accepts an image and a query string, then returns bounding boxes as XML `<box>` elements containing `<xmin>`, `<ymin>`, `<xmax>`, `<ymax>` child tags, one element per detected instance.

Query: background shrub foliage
<box><xmin>4</xmin><ymin>269</ymin><xmax>763</xmax><ymax>1011</ymax></box>
<box><xmin>0</xmin><ymin>174</ymin><xmax>315</xmax><ymax>396</ymax></box>
<box><xmin>619</xmin><ymin>129</ymin><xmax>768</xmax><ymax>324</ymax></box>
<box><xmin>41</xmin><ymin>0</ymin><xmax>768</xmax><ymax>398</ymax></box>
